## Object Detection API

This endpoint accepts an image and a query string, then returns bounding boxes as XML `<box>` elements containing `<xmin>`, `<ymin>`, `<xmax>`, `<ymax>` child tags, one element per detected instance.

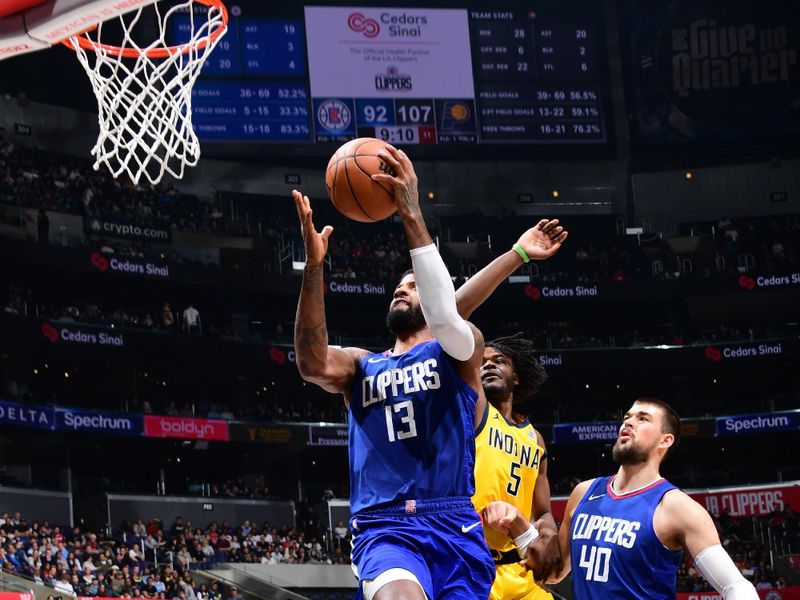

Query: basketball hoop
<box><xmin>64</xmin><ymin>0</ymin><xmax>228</xmax><ymax>185</ymax></box>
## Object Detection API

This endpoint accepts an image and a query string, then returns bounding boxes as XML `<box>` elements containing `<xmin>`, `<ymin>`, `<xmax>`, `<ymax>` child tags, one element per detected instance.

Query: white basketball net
<box><xmin>68</xmin><ymin>1</ymin><xmax>227</xmax><ymax>185</ymax></box>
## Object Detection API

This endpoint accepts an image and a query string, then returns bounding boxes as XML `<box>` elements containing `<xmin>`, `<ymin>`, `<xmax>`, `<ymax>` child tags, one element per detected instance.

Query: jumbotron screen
<box><xmin>172</xmin><ymin>2</ymin><xmax>611</xmax><ymax>146</ymax></box>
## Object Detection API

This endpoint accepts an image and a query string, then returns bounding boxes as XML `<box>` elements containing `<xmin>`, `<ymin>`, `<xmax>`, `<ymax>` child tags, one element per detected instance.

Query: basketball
<box><xmin>325</xmin><ymin>137</ymin><xmax>397</xmax><ymax>223</ymax></box>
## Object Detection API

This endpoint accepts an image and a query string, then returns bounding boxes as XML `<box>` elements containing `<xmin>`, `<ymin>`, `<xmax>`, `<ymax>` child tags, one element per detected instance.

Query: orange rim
<box><xmin>62</xmin><ymin>0</ymin><xmax>228</xmax><ymax>59</ymax></box>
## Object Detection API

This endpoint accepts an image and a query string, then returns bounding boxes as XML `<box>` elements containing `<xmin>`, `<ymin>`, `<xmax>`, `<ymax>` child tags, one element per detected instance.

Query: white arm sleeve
<box><xmin>409</xmin><ymin>244</ymin><xmax>475</xmax><ymax>361</ymax></box>
<box><xmin>694</xmin><ymin>545</ymin><xmax>759</xmax><ymax>599</ymax></box>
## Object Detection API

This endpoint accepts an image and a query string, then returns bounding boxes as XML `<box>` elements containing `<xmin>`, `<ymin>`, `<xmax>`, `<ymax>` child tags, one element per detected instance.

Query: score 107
<box><xmin>356</xmin><ymin>99</ymin><xmax>437</xmax><ymax>143</ymax></box>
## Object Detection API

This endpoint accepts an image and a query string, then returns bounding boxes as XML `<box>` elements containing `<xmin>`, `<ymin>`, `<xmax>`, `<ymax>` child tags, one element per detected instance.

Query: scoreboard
<box><xmin>173</xmin><ymin>3</ymin><xmax>610</xmax><ymax>147</ymax></box>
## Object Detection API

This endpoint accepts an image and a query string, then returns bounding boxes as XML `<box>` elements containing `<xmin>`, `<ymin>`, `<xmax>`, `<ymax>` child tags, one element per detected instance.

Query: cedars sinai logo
<box><xmin>91</xmin><ymin>252</ymin><xmax>109</xmax><ymax>272</ymax></box>
<box><xmin>738</xmin><ymin>275</ymin><xmax>756</xmax><ymax>291</ymax></box>
<box><xmin>348</xmin><ymin>12</ymin><xmax>380</xmax><ymax>37</ymax></box>
<box><xmin>41</xmin><ymin>322</ymin><xmax>59</xmax><ymax>343</ymax></box>
<box><xmin>524</xmin><ymin>284</ymin><xmax>541</xmax><ymax>300</ymax></box>
<box><xmin>704</xmin><ymin>346</ymin><xmax>722</xmax><ymax>362</ymax></box>
<box><xmin>268</xmin><ymin>347</ymin><xmax>286</xmax><ymax>365</ymax></box>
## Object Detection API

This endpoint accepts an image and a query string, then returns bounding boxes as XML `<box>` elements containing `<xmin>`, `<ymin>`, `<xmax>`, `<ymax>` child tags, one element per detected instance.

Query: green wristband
<box><xmin>513</xmin><ymin>243</ymin><xmax>530</xmax><ymax>263</ymax></box>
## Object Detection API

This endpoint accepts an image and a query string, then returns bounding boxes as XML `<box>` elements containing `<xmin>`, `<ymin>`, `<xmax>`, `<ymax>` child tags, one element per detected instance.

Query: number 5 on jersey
<box><xmin>385</xmin><ymin>400</ymin><xmax>418</xmax><ymax>442</ymax></box>
<box><xmin>507</xmin><ymin>462</ymin><xmax>522</xmax><ymax>496</ymax></box>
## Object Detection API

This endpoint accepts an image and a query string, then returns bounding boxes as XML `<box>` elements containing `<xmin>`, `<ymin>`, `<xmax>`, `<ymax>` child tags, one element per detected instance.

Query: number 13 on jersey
<box><xmin>385</xmin><ymin>400</ymin><xmax>418</xmax><ymax>442</ymax></box>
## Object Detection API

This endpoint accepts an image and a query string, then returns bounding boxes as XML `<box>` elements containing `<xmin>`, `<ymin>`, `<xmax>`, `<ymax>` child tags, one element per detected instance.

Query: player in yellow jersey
<box><xmin>473</xmin><ymin>335</ymin><xmax>560</xmax><ymax>600</ymax></box>
<box><xmin>452</xmin><ymin>219</ymin><xmax>568</xmax><ymax>600</ymax></box>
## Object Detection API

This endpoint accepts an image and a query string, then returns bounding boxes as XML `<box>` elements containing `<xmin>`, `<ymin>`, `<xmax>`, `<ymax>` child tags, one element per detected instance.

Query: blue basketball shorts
<box><xmin>350</xmin><ymin>496</ymin><xmax>495</xmax><ymax>599</ymax></box>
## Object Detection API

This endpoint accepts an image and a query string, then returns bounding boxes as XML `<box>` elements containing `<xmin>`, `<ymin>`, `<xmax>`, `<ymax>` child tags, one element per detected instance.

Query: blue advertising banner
<box><xmin>307</xmin><ymin>424</ymin><xmax>348</xmax><ymax>447</ymax></box>
<box><xmin>0</xmin><ymin>399</ymin><xmax>55</xmax><ymax>430</ymax></box>
<box><xmin>55</xmin><ymin>408</ymin><xmax>143</xmax><ymax>436</ymax></box>
<box><xmin>552</xmin><ymin>421</ymin><xmax>619</xmax><ymax>444</ymax></box>
<box><xmin>716</xmin><ymin>411</ymin><xmax>800</xmax><ymax>437</ymax></box>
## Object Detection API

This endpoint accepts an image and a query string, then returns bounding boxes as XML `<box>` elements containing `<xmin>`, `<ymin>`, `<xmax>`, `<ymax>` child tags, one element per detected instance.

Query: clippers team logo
<box><xmin>348</xmin><ymin>12</ymin><xmax>380</xmax><ymax>38</ymax></box>
<box><xmin>405</xmin><ymin>500</ymin><xmax>417</xmax><ymax>514</ymax></box>
<box><xmin>317</xmin><ymin>99</ymin><xmax>351</xmax><ymax>131</ymax></box>
<box><xmin>375</xmin><ymin>65</ymin><xmax>413</xmax><ymax>91</ymax></box>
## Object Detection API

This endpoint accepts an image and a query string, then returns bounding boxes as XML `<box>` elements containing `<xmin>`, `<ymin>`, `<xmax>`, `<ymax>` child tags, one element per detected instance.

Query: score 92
<box><xmin>356</xmin><ymin>99</ymin><xmax>394</xmax><ymax>126</ymax></box>
<box><xmin>363</xmin><ymin>105</ymin><xmax>388</xmax><ymax>123</ymax></box>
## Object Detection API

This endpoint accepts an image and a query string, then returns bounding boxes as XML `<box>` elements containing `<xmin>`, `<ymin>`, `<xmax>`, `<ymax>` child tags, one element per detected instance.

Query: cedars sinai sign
<box><xmin>90</xmin><ymin>252</ymin><xmax>170</xmax><ymax>278</ymax></box>
<box><xmin>40</xmin><ymin>322</ymin><xmax>124</xmax><ymax>347</ymax></box>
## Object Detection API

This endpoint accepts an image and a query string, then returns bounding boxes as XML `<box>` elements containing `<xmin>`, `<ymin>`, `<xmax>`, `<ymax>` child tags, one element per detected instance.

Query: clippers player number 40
<box><xmin>549</xmin><ymin>398</ymin><xmax>759</xmax><ymax>600</ymax></box>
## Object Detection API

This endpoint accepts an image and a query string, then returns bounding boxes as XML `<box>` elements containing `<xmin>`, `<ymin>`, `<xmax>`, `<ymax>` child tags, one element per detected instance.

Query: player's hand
<box><xmin>292</xmin><ymin>189</ymin><xmax>333</xmax><ymax>267</ymax></box>
<box><xmin>482</xmin><ymin>501</ymin><xmax>525</xmax><ymax>536</ymax></box>
<box><xmin>521</xmin><ymin>525</ymin><xmax>562</xmax><ymax>582</ymax></box>
<box><xmin>372</xmin><ymin>145</ymin><xmax>420</xmax><ymax>217</ymax></box>
<box><xmin>516</xmin><ymin>219</ymin><xmax>568</xmax><ymax>261</ymax></box>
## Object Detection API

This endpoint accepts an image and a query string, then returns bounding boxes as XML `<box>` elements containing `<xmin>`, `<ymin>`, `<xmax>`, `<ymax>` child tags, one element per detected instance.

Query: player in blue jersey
<box><xmin>548</xmin><ymin>398</ymin><xmax>758</xmax><ymax>599</ymax></box>
<box><xmin>292</xmin><ymin>144</ymin><xmax>495</xmax><ymax>600</ymax></box>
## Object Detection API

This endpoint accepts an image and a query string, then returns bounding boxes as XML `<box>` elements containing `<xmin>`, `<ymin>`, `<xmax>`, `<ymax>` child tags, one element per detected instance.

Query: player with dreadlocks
<box><xmin>451</xmin><ymin>220</ymin><xmax>568</xmax><ymax>599</ymax></box>
<box><xmin>473</xmin><ymin>334</ymin><xmax>560</xmax><ymax>600</ymax></box>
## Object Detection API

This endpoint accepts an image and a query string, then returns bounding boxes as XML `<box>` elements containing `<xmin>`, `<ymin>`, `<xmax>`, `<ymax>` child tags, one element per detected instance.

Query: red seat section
<box><xmin>0</xmin><ymin>0</ymin><xmax>50</xmax><ymax>19</ymax></box>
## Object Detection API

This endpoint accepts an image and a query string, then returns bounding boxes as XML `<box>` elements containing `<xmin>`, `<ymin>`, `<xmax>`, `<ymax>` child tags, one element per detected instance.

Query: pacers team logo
<box><xmin>440</xmin><ymin>101</ymin><xmax>470</xmax><ymax>130</ymax></box>
<box><xmin>317</xmin><ymin>99</ymin><xmax>351</xmax><ymax>131</ymax></box>
<box><xmin>348</xmin><ymin>12</ymin><xmax>380</xmax><ymax>38</ymax></box>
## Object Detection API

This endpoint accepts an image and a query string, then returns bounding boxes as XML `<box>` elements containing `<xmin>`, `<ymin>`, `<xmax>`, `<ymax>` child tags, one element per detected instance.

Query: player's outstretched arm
<box><xmin>373</xmin><ymin>146</ymin><xmax>475</xmax><ymax>362</ymax></box>
<box><xmin>661</xmin><ymin>491</ymin><xmax>759</xmax><ymax>599</ymax></box>
<box><xmin>456</xmin><ymin>220</ymin><xmax>568</xmax><ymax>319</ymax></box>
<box><xmin>546</xmin><ymin>479</ymin><xmax>593</xmax><ymax>584</ymax></box>
<box><xmin>292</xmin><ymin>190</ymin><xmax>363</xmax><ymax>395</ymax></box>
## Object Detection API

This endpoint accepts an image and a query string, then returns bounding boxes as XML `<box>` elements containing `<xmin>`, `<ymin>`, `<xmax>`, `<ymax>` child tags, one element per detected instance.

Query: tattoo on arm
<box><xmin>294</xmin><ymin>265</ymin><xmax>330</xmax><ymax>371</ymax></box>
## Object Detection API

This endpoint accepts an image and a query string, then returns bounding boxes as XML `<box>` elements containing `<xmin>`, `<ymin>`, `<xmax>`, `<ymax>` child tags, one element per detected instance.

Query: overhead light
<box><xmin>685</xmin><ymin>171</ymin><xmax>693</xmax><ymax>180</ymax></box>
<box><xmin>552</xmin><ymin>189</ymin><xmax>559</xmax><ymax>199</ymax></box>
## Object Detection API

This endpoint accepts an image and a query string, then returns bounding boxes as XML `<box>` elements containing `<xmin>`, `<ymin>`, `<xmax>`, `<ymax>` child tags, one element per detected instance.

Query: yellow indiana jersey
<box><xmin>472</xmin><ymin>402</ymin><xmax>545</xmax><ymax>554</ymax></box>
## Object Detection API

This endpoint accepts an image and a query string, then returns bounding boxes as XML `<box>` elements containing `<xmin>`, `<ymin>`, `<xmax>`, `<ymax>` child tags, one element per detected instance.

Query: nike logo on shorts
<box><xmin>461</xmin><ymin>522</ymin><xmax>481</xmax><ymax>533</ymax></box>
<box><xmin>588</xmin><ymin>494</ymin><xmax>606</xmax><ymax>501</ymax></box>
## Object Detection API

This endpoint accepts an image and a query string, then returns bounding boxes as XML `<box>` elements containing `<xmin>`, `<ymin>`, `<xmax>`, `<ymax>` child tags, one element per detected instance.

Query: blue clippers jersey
<box><xmin>570</xmin><ymin>476</ymin><xmax>683</xmax><ymax>599</ymax></box>
<box><xmin>348</xmin><ymin>339</ymin><xmax>479</xmax><ymax>514</ymax></box>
